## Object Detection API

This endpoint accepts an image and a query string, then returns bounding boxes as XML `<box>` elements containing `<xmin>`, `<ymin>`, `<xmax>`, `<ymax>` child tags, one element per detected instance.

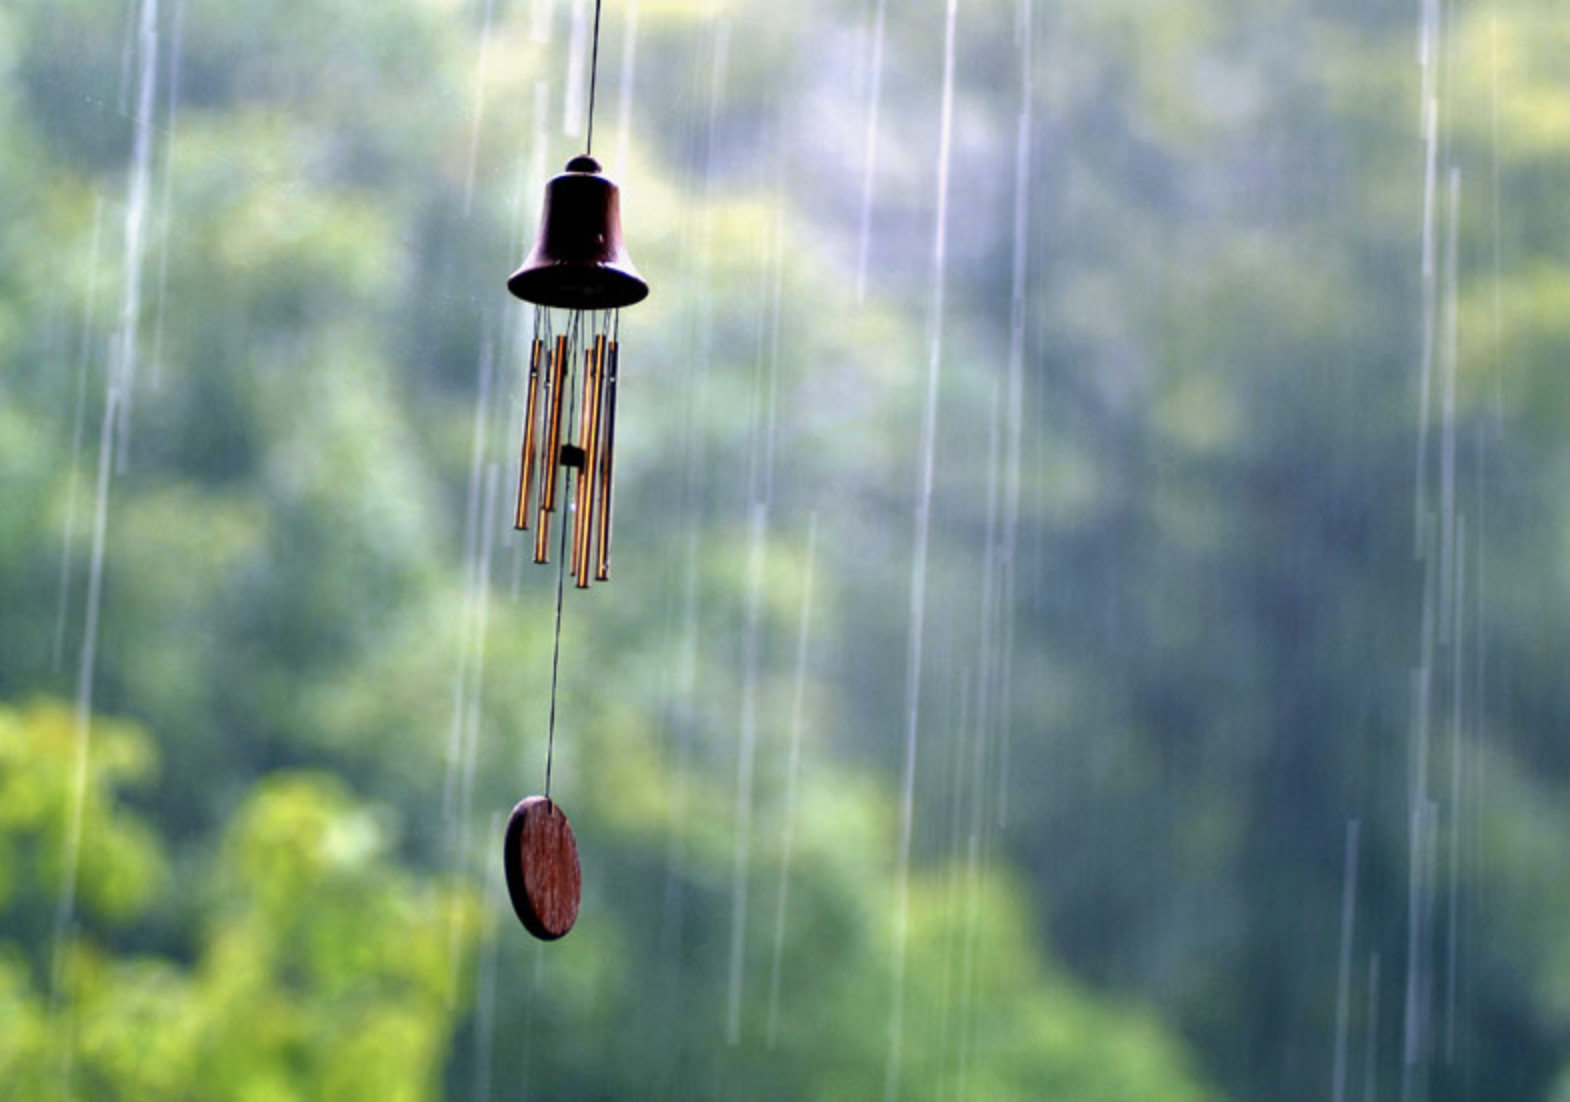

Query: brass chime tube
<box><xmin>594</xmin><ymin>341</ymin><xmax>619</xmax><ymax>581</ymax></box>
<box><xmin>533</xmin><ymin>500</ymin><xmax>551</xmax><ymax>563</ymax></box>
<box><xmin>572</xmin><ymin>335</ymin><xmax>605</xmax><ymax>586</ymax></box>
<box><xmin>540</xmin><ymin>334</ymin><xmax>569</xmax><ymax>511</ymax></box>
<box><xmin>535</xmin><ymin>333</ymin><xmax>570</xmax><ymax>563</ymax></box>
<box><xmin>514</xmin><ymin>337</ymin><xmax>544</xmax><ymax>530</ymax></box>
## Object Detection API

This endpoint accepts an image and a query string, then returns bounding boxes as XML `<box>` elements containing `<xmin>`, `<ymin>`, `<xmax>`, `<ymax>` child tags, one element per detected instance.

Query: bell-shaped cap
<box><xmin>506</xmin><ymin>156</ymin><xmax>649</xmax><ymax>311</ymax></box>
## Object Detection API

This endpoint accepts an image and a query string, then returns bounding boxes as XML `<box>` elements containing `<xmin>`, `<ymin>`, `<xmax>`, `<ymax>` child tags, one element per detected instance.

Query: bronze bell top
<box><xmin>507</xmin><ymin>155</ymin><xmax>650</xmax><ymax>311</ymax></box>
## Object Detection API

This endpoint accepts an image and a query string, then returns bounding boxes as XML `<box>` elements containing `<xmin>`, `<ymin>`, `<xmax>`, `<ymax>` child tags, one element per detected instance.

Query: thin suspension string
<box><xmin>585</xmin><ymin>0</ymin><xmax>605</xmax><ymax>156</ymax></box>
<box><xmin>543</xmin><ymin>309</ymin><xmax>586</xmax><ymax>799</ymax></box>
<box><xmin>543</xmin><ymin>475</ymin><xmax>571</xmax><ymax>801</ymax></box>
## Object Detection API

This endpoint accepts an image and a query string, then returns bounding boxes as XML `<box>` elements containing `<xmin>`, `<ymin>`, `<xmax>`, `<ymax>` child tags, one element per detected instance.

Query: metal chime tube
<box><xmin>514</xmin><ymin>337</ymin><xmax>544</xmax><ymax>530</ymax></box>
<box><xmin>584</xmin><ymin>334</ymin><xmax>609</xmax><ymax>583</ymax></box>
<box><xmin>594</xmin><ymin>340</ymin><xmax>618</xmax><ymax>581</ymax></box>
<box><xmin>572</xmin><ymin>333</ymin><xmax>605</xmax><ymax>586</ymax></box>
<box><xmin>535</xmin><ymin>333</ymin><xmax>570</xmax><ymax>562</ymax></box>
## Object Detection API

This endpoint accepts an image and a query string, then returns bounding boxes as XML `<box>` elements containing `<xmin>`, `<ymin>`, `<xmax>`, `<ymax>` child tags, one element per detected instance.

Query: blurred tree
<box><xmin>0</xmin><ymin>699</ymin><xmax>484</xmax><ymax>1100</ymax></box>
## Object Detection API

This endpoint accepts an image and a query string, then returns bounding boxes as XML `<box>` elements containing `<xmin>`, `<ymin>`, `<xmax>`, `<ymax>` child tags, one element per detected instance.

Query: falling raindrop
<box><xmin>886</xmin><ymin>1</ymin><xmax>960</xmax><ymax>1095</ymax></box>
<box><xmin>51</xmin><ymin>197</ymin><xmax>107</xmax><ymax>675</ymax></box>
<box><xmin>765</xmin><ymin>513</ymin><xmax>818</xmax><ymax>1049</ymax></box>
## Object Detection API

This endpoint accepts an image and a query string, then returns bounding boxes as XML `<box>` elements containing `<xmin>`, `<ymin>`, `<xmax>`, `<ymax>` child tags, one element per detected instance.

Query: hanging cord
<box><xmin>585</xmin><ymin>0</ymin><xmax>605</xmax><ymax>156</ymax></box>
<box><xmin>543</xmin><ymin>474</ymin><xmax>571</xmax><ymax>801</ymax></box>
<box><xmin>544</xmin><ymin>311</ymin><xmax>611</xmax><ymax>798</ymax></box>
<box><xmin>543</xmin><ymin>311</ymin><xmax>585</xmax><ymax>800</ymax></box>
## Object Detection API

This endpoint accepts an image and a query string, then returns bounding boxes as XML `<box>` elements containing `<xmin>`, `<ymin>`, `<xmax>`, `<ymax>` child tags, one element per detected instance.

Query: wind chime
<box><xmin>501</xmin><ymin>0</ymin><xmax>648</xmax><ymax>941</ymax></box>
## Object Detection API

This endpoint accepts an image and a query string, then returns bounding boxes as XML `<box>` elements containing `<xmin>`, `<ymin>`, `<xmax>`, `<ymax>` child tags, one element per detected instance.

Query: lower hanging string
<box><xmin>543</xmin><ymin>485</ymin><xmax>571</xmax><ymax>801</ymax></box>
<box><xmin>543</xmin><ymin>312</ymin><xmax>583</xmax><ymax>801</ymax></box>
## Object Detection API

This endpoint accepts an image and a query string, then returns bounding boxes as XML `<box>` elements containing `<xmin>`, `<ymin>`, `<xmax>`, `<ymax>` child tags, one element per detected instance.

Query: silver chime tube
<box><xmin>594</xmin><ymin>341</ymin><xmax>618</xmax><ymax>581</ymax></box>
<box><xmin>514</xmin><ymin>337</ymin><xmax>544</xmax><ymax>530</ymax></box>
<box><xmin>536</xmin><ymin>333</ymin><xmax>570</xmax><ymax>563</ymax></box>
<box><xmin>572</xmin><ymin>335</ymin><xmax>605</xmax><ymax>586</ymax></box>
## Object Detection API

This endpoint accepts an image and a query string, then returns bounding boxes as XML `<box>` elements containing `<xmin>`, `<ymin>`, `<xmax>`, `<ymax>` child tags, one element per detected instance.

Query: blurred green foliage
<box><xmin>0</xmin><ymin>698</ymin><xmax>1209</xmax><ymax>1099</ymax></box>
<box><xmin>0</xmin><ymin>701</ymin><xmax>482</xmax><ymax>1099</ymax></box>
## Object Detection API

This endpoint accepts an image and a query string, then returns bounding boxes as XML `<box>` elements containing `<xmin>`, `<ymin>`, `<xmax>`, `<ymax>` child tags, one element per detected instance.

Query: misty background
<box><xmin>3</xmin><ymin>0</ymin><xmax>1569</xmax><ymax>1097</ymax></box>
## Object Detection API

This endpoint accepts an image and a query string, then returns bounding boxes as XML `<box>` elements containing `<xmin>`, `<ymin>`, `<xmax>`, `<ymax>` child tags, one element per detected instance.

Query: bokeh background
<box><xmin>4</xmin><ymin>0</ymin><xmax>1569</xmax><ymax>1097</ymax></box>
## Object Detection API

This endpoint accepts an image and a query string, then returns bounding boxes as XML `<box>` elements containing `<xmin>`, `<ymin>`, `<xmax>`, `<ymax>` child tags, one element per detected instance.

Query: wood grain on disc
<box><xmin>503</xmin><ymin>796</ymin><xmax>581</xmax><ymax>940</ymax></box>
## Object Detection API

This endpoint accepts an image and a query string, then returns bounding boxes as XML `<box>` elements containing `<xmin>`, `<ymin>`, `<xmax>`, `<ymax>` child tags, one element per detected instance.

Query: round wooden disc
<box><xmin>503</xmin><ymin>796</ymin><xmax>581</xmax><ymax>940</ymax></box>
